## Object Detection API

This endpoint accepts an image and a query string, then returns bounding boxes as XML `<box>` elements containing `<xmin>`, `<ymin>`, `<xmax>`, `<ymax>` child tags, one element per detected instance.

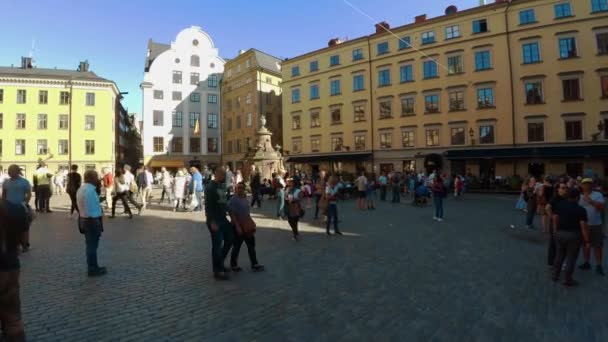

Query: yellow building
<box><xmin>281</xmin><ymin>0</ymin><xmax>608</xmax><ymax>180</ymax></box>
<box><xmin>221</xmin><ymin>49</ymin><xmax>283</xmax><ymax>175</ymax></box>
<box><xmin>0</xmin><ymin>58</ymin><xmax>121</xmax><ymax>178</ymax></box>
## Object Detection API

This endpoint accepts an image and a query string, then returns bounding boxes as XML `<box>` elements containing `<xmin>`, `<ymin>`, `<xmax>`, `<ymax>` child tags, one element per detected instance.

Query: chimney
<box><xmin>375</xmin><ymin>21</ymin><xmax>390</xmax><ymax>34</ymax></box>
<box><xmin>21</xmin><ymin>57</ymin><xmax>33</xmax><ymax>69</ymax></box>
<box><xmin>415</xmin><ymin>15</ymin><xmax>427</xmax><ymax>24</ymax></box>
<box><xmin>78</xmin><ymin>60</ymin><xmax>89</xmax><ymax>72</ymax></box>
<box><xmin>328</xmin><ymin>38</ymin><xmax>342</xmax><ymax>47</ymax></box>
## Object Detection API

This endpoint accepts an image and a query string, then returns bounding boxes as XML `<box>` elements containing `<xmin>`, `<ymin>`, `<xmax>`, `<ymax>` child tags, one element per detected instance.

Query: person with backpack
<box><xmin>432</xmin><ymin>175</ymin><xmax>447</xmax><ymax>222</ymax></box>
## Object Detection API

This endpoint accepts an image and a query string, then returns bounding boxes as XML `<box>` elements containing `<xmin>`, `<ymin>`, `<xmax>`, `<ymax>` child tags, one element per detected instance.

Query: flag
<box><xmin>194</xmin><ymin>117</ymin><xmax>200</xmax><ymax>134</ymax></box>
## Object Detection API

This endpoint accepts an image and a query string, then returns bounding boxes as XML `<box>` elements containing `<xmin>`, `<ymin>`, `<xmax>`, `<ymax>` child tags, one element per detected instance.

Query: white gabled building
<box><xmin>141</xmin><ymin>26</ymin><xmax>224</xmax><ymax>169</ymax></box>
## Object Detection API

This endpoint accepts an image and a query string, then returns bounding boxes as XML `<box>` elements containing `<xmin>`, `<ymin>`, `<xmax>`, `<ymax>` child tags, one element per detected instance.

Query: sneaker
<box><xmin>437</xmin><ymin>218</ymin><xmax>443</xmax><ymax>222</ymax></box>
<box><xmin>596</xmin><ymin>265</ymin><xmax>605</xmax><ymax>276</ymax></box>
<box><xmin>231</xmin><ymin>266</ymin><xmax>243</xmax><ymax>272</ymax></box>
<box><xmin>88</xmin><ymin>267</ymin><xmax>108</xmax><ymax>277</ymax></box>
<box><xmin>252</xmin><ymin>264</ymin><xmax>265</xmax><ymax>272</ymax></box>
<box><xmin>579</xmin><ymin>262</ymin><xmax>591</xmax><ymax>270</ymax></box>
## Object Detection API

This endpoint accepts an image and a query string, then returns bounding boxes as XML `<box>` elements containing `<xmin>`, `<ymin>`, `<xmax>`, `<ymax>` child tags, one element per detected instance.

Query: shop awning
<box><xmin>445</xmin><ymin>145</ymin><xmax>608</xmax><ymax>160</ymax></box>
<box><xmin>285</xmin><ymin>152</ymin><xmax>372</xmax><ymax>163</ymax></box>
<box><xmin>147</xmin><ymin>160</ymin><xmax>185</xmax><ymax>168</ymax></box>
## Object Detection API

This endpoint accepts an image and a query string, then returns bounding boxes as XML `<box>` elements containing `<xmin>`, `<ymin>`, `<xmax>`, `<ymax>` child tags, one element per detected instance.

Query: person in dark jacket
<box><xmin>204</xmin><ymin>167</ymin><xmax>234</xmax><ymax>280</ymax></box>
<box><xmin>66</xmin><ymin>164</ymin><xmax>82</xmax><ymax>216</ymax></box>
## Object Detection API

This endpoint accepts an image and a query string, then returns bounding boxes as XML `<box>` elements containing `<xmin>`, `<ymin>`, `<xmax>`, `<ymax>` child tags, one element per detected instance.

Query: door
<box><xmin>479</xmin><ymin>159</ymin><xmax>496</xmax><ymax>189</ymax></box>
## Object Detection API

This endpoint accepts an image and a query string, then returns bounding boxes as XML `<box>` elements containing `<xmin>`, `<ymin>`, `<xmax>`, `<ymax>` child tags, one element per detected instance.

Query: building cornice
<box><xmin>0</xmin><ymin>76</ymin><xmax>119</xmax><ymax>94</ymax></box>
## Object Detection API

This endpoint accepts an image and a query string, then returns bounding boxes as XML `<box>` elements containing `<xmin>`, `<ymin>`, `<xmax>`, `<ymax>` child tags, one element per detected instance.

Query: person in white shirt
<box><xmin>225</xmin><ymin>165</ymin><xmax>235</xmax><ymax>198</ymax></box>
<box><xmin>159</xmin><ymin>167</ymin><xmax>173</xmax><ymax>204</ymax></box>
<box><xmin>355</xmin><ymin>172</ymin><xmax>368</xmax><ymax>210</ymax></box>
<box><xmin>122</xmin><ymin>164</ymin><xmax>142</xmax><ymax>213</ymax></box>
<box><xmin>77</xmin><ymin>170</ymin><xmax>107</xmax><ymax>277</ymax></box>
<box><xmin>140</xmin><ymin>167</ymin><xmax>153</xmax><ymax>209</ymax></box>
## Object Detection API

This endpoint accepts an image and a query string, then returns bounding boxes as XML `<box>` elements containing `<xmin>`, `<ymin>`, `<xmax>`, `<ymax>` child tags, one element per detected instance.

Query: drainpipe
<box><xmin>367</xmin><ymin>37</ymin><xmax>375</xmax><ymax>174</ymax></box>
<box><xmin>504</xmin><ymin>0</ymin><xmax>517</xmax><ymax>175</ymax></box>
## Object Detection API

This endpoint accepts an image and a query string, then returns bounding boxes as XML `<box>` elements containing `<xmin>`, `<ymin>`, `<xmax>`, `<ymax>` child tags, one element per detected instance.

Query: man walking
<box><xmin>545</xmin><ymin>182</ymin><xmax>568</xmax><ymax>266</ymax></box>
<box><xmin>204</xmin><ymin>167</ymin><xmax>234</xmax><ymax>280</ymax></box>
<box><xmin>2</xmin><ymin>165</ymin><xmax>33</xmax><ymax>253</ymax></box>
<box><xmin>229</xmin><ymin>183</ymin><xmax>264</xmax><ymax>272</ymax></box>
<box><xmin>379</xmin><ymin>172</ymin><xmax>388</xmax><ymax>201</ymax></box>
<box><xmin>102</xmin><ymin>168</ymin><xmax>114</xmax><ymax>210</ymax></box>
<box><xmin>250</xmin><ymin>167</ymin><xmax>262</xmax><ymax>208</ymax></box>
<box><xmin>34</xmin><ymin>163</ymin><xmax>53</xmax><ymax>213</ymax></box>
<box><xmin>159</xmin><ymin>167</ymin><xmax>173</xmax><ymax>205</ymax></box>
<box><xmin>578</xmin><ymin>178</ymin><xmax>606</xmax><ymax>276</ymax></box>
<box><xmin>190</xmin><ymin>166</ymin><xmax>204</xmax><ymax>212</ymax></box>
<box><xmin>77</xmin><ymin>170</ymin><xmax>107</xmax><ymax>277</ymax></box>
<box><xmin>66</xmin><ymin>164</ymin><xmax>82</xmax><ymax>217</ymax></box>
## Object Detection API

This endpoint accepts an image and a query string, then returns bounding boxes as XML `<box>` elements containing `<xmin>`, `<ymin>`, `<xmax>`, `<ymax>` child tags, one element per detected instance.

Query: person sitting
<box><xmin>414</xmin><ymin>182</ymin><xmax>430</xmax><ymax>206</ymax></box>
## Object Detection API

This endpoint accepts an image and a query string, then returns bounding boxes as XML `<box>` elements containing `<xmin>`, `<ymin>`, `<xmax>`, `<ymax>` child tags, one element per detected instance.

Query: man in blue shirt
<box><xmin>2</xmin><ymin>165</ymin><xmax>32</xmax><ymax>253</ymax></box>
<box><xmin>578</xmin><ymin>178</ymin><xmax>606</xmax><ymax>276</ymax></box>
<box><xmin>77</xmin><ymin>170</ymin><xmax>106</xmax><ymax>277</ymax></box>
<box><xmin>190</xmin><ymin>167</ymin><xmax>204</xmax><ymax>212</ymax></box>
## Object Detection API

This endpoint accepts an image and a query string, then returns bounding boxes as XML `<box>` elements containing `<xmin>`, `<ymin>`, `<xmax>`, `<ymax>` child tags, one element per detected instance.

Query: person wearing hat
<box><xmin>578</xmin><ymin>178</ymin><xmax>606</xmax><ymax>276</ymax></box>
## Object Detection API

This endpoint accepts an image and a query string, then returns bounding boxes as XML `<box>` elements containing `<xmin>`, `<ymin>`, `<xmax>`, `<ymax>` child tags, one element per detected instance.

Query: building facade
<box><xmin>141</xmin><ymin>26</ymin><xmax>225</xmax><ymax>170</ymax></box>
<box><xmin>0</xmin><ymin>58</ymin><xmax>122</xmax><ymax>178</ymax></box>
<box><xmin>281</xmin><ymin>0</ymin><xmax>608</xmax><ymax>180</ymax></box>
<box><xmin>116</xmin><ymin>106</ymin><xmax>143</xmax><ymax>169</ymax></box>
<box><xmin>221</xmin><ymin>49</ymin><xmax>282</xmax><ymax>175</ymax></box>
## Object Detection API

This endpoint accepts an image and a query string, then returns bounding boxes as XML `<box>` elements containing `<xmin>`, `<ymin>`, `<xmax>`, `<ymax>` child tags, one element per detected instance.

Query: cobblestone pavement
<box><xmin>17</xmin><ymin>190</ymin><xmax>608</xmax><ymax>341</ymax></box>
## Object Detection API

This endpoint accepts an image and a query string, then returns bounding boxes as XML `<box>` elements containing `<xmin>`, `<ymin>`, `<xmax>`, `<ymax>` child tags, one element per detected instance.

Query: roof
<box><xmin>145</xmin><ymin>39</ymin><xmax>171</xmax><ymax>72</ymax></box>
<box><xmin>0</xmin><ymin>66</ymin><xmax>111</xmax><ymax>82</ymax></box>
<box><xmin>253</xmin><ymin>49</ymin><xmax>282</xmax><ymax>75</ymax></box>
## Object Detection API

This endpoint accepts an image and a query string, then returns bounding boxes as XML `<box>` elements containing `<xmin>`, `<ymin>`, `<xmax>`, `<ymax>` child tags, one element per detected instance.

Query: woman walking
<box><xmin>173</xmin><ymin>170</ymin><xmax>187</xmax><ymax>212</ymax></box>
<box><xmin>286</xmin><ymin>177</ymin><xmax>304</xmax><ymax>241</ymax></box>
<box><xmin>110</xmin><ymin>170</ymin><xmax>133</xmax><ymax>219</ymax></box>
<box><xmin>325</xmin><ymin>176</ymin><xmax>342</xmax><ymax>235</ymax></box>
<box><xmin>366</xmin><ymin>174</ymin><xmax>376</xmax><ymax>210</ymax></box>
<box><xmin>431</xmin><ymin>175</ymin><xmax>447</xmax><ymax>221</ymax></box>
<box><xmin>313</xmin><ymin>171</ymin><xmax>327</xmax><ymax>220</ymax></box>
<box><xmin>228</xmin><ymin>182</ymin><xmax>264</xmax><ymax>272</ymax></box>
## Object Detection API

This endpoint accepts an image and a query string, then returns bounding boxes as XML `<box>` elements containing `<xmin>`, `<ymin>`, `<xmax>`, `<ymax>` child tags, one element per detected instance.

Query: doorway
<box><xmin>528</xmin><ymin>162</ymin><xmax>545</xmax><ymax>179</ymax></box>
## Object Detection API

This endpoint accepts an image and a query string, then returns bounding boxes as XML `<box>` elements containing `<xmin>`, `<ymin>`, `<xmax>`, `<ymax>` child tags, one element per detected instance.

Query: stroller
<box><xmin>413</xmin><ymin>183</ymin><xmax>430</xmax><ymax>207</ymax></box>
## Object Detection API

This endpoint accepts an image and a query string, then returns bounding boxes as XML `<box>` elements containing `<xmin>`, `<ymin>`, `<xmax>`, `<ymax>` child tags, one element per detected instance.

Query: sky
<box><xmin>0</xmin><ymin>0</ymin><xmax>476</xmax><ymax>116</ymax></box>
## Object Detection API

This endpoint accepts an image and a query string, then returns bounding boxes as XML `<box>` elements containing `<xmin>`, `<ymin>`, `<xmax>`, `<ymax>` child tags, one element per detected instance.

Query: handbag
<box><xmin>239</xmin><ymin>216</ymin><xmax>257</xmax><ymax>236</ymax></box>
<box><xmin>288</xmin><ymin>201</ymin><xmax>305</xmax><ymax>218</ymax></box>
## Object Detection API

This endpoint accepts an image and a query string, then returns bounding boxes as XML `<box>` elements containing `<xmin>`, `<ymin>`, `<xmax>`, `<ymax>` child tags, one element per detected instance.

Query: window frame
<box><xmin>38</xmin><ymin>90</ymin><xmax>48</xmax><ymax>104</ymax></box>
<box><xmin>398</xmin><ymin>36</ymin><xmax>411</xmax><ymax>50</ymax></box>
<box><xmin>421</xmin><ymin>31</ymin><xmax>436</xmax><ymax>45</ymax></box>
<box><xmin>37</xmin><ymin>113</ymin><xmax>48</xmax><ymax>130</ymax></box>
<box><xmin>527</xmin><ymin>121</ymin><xmax>545</xmax><ymax>142</ymax></box>
<box><xmin>330</xmin><ymin>79</ymin><xmax>341</xmax><ymax>96</ymax></box>
<box><xmin>291</xmin><ymin>88</ymin><xmax>301</xmax><ymax>103</ymax></box>
<box><xmin>330</xmin><ymin>55</ymin><xmax>340</xmax><ymax>66</ymax></box>
<box><xmin>85</xmin><ymin>115</ymin><xmax>95</xmax><ymax>130</ymax></box>
<box><xmin>207</xmin><ymin>94</ymin><xmax>218</xmax><ymax>103</ymax></box>
<box><xmin>525</xmin><ymin>81</ymin><xmax>544</xmax><ymax>104</ymax></box>
<box><xmin>554</xmin><ymin>3</ymin><xmax>572</xmax><ymax>18</ymax></box>
<box><xmin>479</xmin><ymin>124</ymin><xmax>496</xmax><ymax>144</ymax></box>
<box><xmin>519</xmin><ymin>9</ymin><xmax>537</xmax><ymax>25</ymax></box>
<box><xmin>85</xmin><ymin>140</ymin><xmax>95</xmax><ymax>155</ymax></box>
<box><xmin>425</xmin><ymin>129</ymin><xmax>440</xmax><ymax>147</ymax></box>
<box><xmin>378</xmin><ymin>69</ymin><xmax>391</xmax><ymax>87</ymax></box>
<box><xmin>445</xmin><ymin>25</ymin><xmax>460</xmax><ymax>40</ymax></box>
<box><xmin>379</xmin><ymin>99</ymin><xmax>393</xmax><ymax>119</ymax></box>
<box><xmin>564</xmin><ymin>120</ymin><xmax>583</xmax><ymax>141</ymax></box>
<box><xmin>477</xmin><ymin>88</ymin><xmax>495</xmax><ymax>108</ymax></box>
<box><xmin>522</xmin><ymin>42</ymin><xmax>542</xmax><ymax>64</ymax></box>
<box><xmin>424</xmin><ymin>94</ymin><xmax>440</xmax><ymax>114</ymax></box>
<box><xmin>379</xmin><ymin>131</ymin><xmax>393</xmax><ymax>149</ymax></box>
<box><xmin>85</xmin><ymin>92</ymin><xmax>95</xmax><ymax>106</ymax></box>
<box><xmin>207</xmin><ymin>113</ymin><xmax>218</xmax><ymax>129</ymax></box>
<box><xmin>448</xmin><ymin>90</ymin><xmax>466</xmax><ymax>111</ymax></box>
<box><xmin>400</xmin><ymin>64</ymin><xmax>413</xmax><ymax>83</ymax></box>
<box><xmin>558</xmin><ymin>37</ymin><xmax>577</xmax><ymax>59</ymax></box>
<box><xmin>401</xmin><ymin>130</ymin><xmax>415</xmax><ymax>148</ymax></box>
<box><xmin>401</xmin><ymin>96</ymin><xmax>415</xmax><ymax>116</ymax></box>
<box><xmin>450</xmin><ymin>127</ymin><xmax>466</xmax><ymax>146</ymax></box>
<box><xmin>172</xmin><ymin>111</ymin><xmax>183</xmax><ymax>128</ymax></box>
<box><xmin>472</xmin><ymin>19</ymin><xmax>488</xmax><ymax>34</ymax></box>
<box><xmin>474</xmin><ymin>50</ymin><xmax>492</xmax><ymax>71</ymax></box>
<box><xmin>353</xmin><ymin>74</ymin><xmax>365</xmax><ymax>91</ymax></box>
<box><xmin>172</xmin><ymin>70</ymin><xmax>182</xmax><ymax>84</ymax></box>
<box><xmin>153</xmin><ymin>137</ymin><xmax>164</xmax><ymax>152</ymax></box>
<box><xmin>377</xmin><ymin>41</ymin><xmax>389</xmax><ymax>55</ymax></box>
<box><xmin>423</xmin><ymin>60</ymin><xmax>438</xmax><ymax>79</ymax></box>
<box><xmin>310</xmin><ymin>84</ymin><xmax>320</xmax><ymax>99</ymax></box>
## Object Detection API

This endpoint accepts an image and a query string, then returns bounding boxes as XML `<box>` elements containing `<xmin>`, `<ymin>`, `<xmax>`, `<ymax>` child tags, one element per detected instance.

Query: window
<box><xmin>173</xmin><ymin>71</ymin><xmax>182</xmax><ymax>84</ymax></box>
<box><xmin>380</xmin><ymin>132</ymin><xmax>392</xmax><ymax>149</ymax></box>
<box><xmin>39</xmin><ymin>90</ymin><xmax>48</xmax><ymax>104</ymax></box>
<box><xmin>172</xmin><ymin>111</ymin><xmax>183</xmax><ymax>127</ymax></box>
<box><xmin>189</xmin><ymin>112</ymin><xmax>199</xmax><ymax>128</ymax></box>
<box><xmin>522</xmin><ymin>43</ymin><xmax>541</xmax><ymax>64</ymax></box>
<box><xmin>17</xmin><ymin>90</ymin><xmax>27</xmax><ymax>104</ymax></box>
<box><xmin>291</xmin><ymin>88</ymin><xmax>300</xmax><ymax>103</ymax></box>
<box><xmin>379</xmin><ymin>99</ymin><xmax>392</xmax><ymax>119</ymax></box>
<box><xmin>292</xmin><ymin>115</ymin><xmax>301</xmax><ymax>129</ymax></box>
<box><xmin>59</xmin><ymin>114</ymin><xmax>68</xmax><ymax>129</ymax></box>
<box><xmin>565</xmin><ymin>120</ymin><xmax>583</xmax><ymax>140</ymax></box>
<box><xmin>447</xmin><ymin>55</ymin><xmax>463</xmax><ymax>74</ymax></box>
<box><xmin>400</xmin><ymin>65</ymin><xmax>413</xmax><ymax>83</ymax></box>
<box><xmin>479</xmin><ymin>125</ymin><xmax>495</xmax><ymax>144</ymax></box>
<box><xmin>86</xmin><ymin>93</ymin><xmax>95</xmax><ymax>106</ymax></box>
<box><xmin>353</xmin><ymin>74</ymin><xmax>365</xmax><ymax>91</ymax></box>
<box><xmin>331</xmin><ymin>136</ymin><xmax>344</xmax><ymax>151</ymax></box>
<box><xmin>227</xmin><ymin>140</ymin><xmax>233</xmax><ymax>153</ymax></box>
<box><xmin>153</xmin><ymin>90</ymin><xmax>163</xmax><ymax>99</ymax></box>
<box><xmin>477</xmin><ymin>88</ymin><xmax>495</xmax><ymax>108</ymax></box>
<box><xmin>472</xmin><ymin>19</ymin><xmax>488</xmax><ymax>33</ymax></box>
<box><xmin>246</xmin><ymin>113</ymin><xmax>252</xmax><ymax>127</ymax></box>
<box><xmin>0</xmin><ymin>89</ymin><xmax>3</xmax><ymax>103</ymax></box>
<box><xmin>190</xmin><ymin>72</ymin><xmax>200</xmax><ymax>85</ymax></box>
<box><xmin>402</xmin><ymin>130</ymin><xmax>415</xmax><ymax>147</ymax></box>
<box><xmin>355</xmin><ymin>135</ymin><xmax>366</xmax><ymax>150</ymax></box>
<box><xmin>207</xmin><ymin>113</ymin><xmax>218</xmax><ymax>129</ymax></box>
<box><xmin>37</xmin><ymin>140</ymin><xmax>48</xmax><ymax>155</ymax></box>
<box><xmin>377</xmin><ymin>42</ymin><xmax>389</xmax><ymax>55</ymax></box>
<box><xmin>309</xmin><ymin>61</ymin><xmax>319</xmax><ymax>72</ymax></box>
<box><xmin>153</xmin><ymin>137</ymin><xmax>164</xmax><ymax>152</ymax></box>
<box><xmin>354</xmin><ymin>104</ymin><xmax>366</xmax><ymax>122</ymax></box>
<box><xmin>15</xmin><ymin>139</ymin><xmax>25</xmax><ymax>155</ymax></box>
<box><xmin>424</xmin><ymin>95</ymin><xmax>440</xmax><ymax>113</ymax></box>
<box><xmin>475</xmin><ymin>51</ymin><xmax>492</xmax><ymax>71</ymax></box>
<box><xmin>208</xmin><ymin>75</ymin><xmax>218</xmax><ymax>87</ymax></box>
<box><xmin>291</xmin><ymin>66</ymin><xmax>300</xmax><ymax>77</ymax></box>
<box><xmin>85</xmin><ymin>140</ymin><xmax>95</xmax><ymax>155</ymax></box>
<box><xmin>16</xmin><ymin>113</ymin><xmax>26</xmax><ymax>129</ymax></box>
<box><xmin>227</xmin><ymin>118</ymin><xmax>232</xmax><ymax>130</ymax></box>
<box><xmin>519</xmin><ymin>9</ymin><xmax>536</xmax><ymax>24</ymax></box>
<box><xmin>292</xmin><ymin>140</ymin><xmax>302</xmax><ymax>154</ymax></box>
<box><xmin>172</xmin><ymin>91</ymin><xmax>182</xmax><ymax>101</ymax></box>
<box><xmin>311</xmin><ymin>111</ymin><xmax>321</xmax><ymax>127</ymax></box>
<box><xmin>153</xmin><ymin>110</ymin><xmax>164</xmax><ymax>126</ymax></box>
<box><xmin>451</xmin><ymin>128</ymin><xmax>465</xmax><ymax>145</ymax></box>
<box><xmin>528</xmin><ymin>122</ymin><xmax>545</xmax><ymax>142</ymax></box>
<box><xmin>399</xmin><ymin>36</ymin><xmax>411</xmax><ymax>50</ymax></box>
<box><xmin>423</xmin><ymin>60</ymin><xmax>438</xmax><ymax>79</ymax></box>
<box><xmin>37</xmin><ymin>114</ymin><xmax>47</xmax><ymax>129</ymax></box>
<box><xmin>59</xmin><ymin>91</ymin><xmax>69</xmax><ymax>105</ymax></box>
<box><xmin>525</xmin><ymin>82</ymin><xmax>544</xmax><ymax>104</ymax></box>
<box><xmin>85</xmin><ymin>115</ymin><xmax>95</xmax><ymax>130</ymax></box>
<box><xmin>331</xmin><ymin>107</ymin><xmax>342</xmax><ymax>123</ymax></box>
<box><xmin>191</xmin><ymin>55</ymin><xmax>200</xmax><ymax>67</ymax></box>
<box><xmin>171</xmin><ymin>137</ymin><xmax>183</xmax><ymax>153</ymax></box>
<box><xmin>311</xmin><ymin>137</ymin><xmax>321</xmax><ymax>152</ymax></box>
<box><xmin>401</xmin><ymin>97</ymin><xmax>415</xmax><ymax>116</ymax></box>
<box><xmin>58</xmin><ymin>140</ymin><xmax>68</xmax><ymax>155</ymax></box>
<box><xmin>330</xmin><ymin>55</ymin><xmax>340</xmax><ymax>66</ymax></box>
<box><xmin>421</xmin><ymin>31</ymin><xmax>435</xmax><ymax>44</ymax></box>
<box><xmin>378</xmin><ymin>69</ymin><xmax>391</xmax><ymax>87</ymax></box>
<box><xmin>208</xmin><ymin>138</ymin><xmax>218</xmax><ymax>153</ymax></box>
<box><xmin>352</xmin><ymin>49</ymin><xmax>364</xmax><ymax>61</ymax></box>
<box><xmin>208</xmin><ymin>94</ymin><xmax>218</xmax><ymax>103</ymax></box>
<box><xmin>554</xmin><ymin>3</ymin><xmax>572</xmax><ymax>18</ymax></box>
<box><xmin>597</xmin><ymin>33</ymin><xmax>608</xmax><ymax>54</ymax></box>
<box><xmin>559</xmin><ymin>38</ymin><xmax>577</xmax><ymax>58</ymax></box>
<box><xmin>190</xmin><ymin>138</ymin><xmax>200</xmax><ymax>153</ymax></box>
<box><xmin>445</xmin><ymin>25</ymin><xmax>460</xmax><ymax>39</ymax></box>
<box><xmin>330</xmin><ymin>80</ymin><xmax>341</xmax><ymax>95</ymax></box>
<box><xmin>236</xmin><ymin>116</ymin><xmax>242</xmax><ymax>129</ymax></box>
<box><xmin>602</xmin><ymin>76</ymin><xmax>608</xmax><ymax>97</ymax></box>
<box><xmin>449</xmin><ymin>91</ymin><xmax>465</xmax><ymax>111</ymax></box>
<box><xmin>562</xmin><ymin>79</ymin><xmax>581</xmax><ymax>100</ymax></box>
<box><xmin>426</xmin><ymin>129</ymin><xmax>440</xmax><ymax>146</ymax></box>
<box><xmin>190</xmin><ymin>93</ymin><xmax>200</xmax><ymax>102</ymax></box>
<box><xmin>592</xmin><ymin>0</ymin><xmax>608</xmax><ymax>12</ymax></box>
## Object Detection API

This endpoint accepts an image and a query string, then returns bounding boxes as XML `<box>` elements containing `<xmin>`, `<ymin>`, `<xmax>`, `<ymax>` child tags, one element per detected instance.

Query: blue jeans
<box><xmin>83</xmin><ymin>218</ymin><xmax>102</xmax><ymax>271</ymax></box>
<box><xmin>433</xmin><ymin>196</ymin><xmax>444</xmax><ymax>219</ymax></box>
<box><xmin>326</xmin><ymin>203</ymin><xmax>339</xmax><ymax>232</ymax></box>
<box><xmin>526</xmin><ymin>206</ymin><xmax>536</xmax><ymax>226</ymax></box>
<box><xmin>195</xmin><ymin>190</ymin><xmax>204</xmax><ymax>211</ymax></box>
<box><xmin>276</xmin><ymin>189</ymin><xmax>285</xmax><ymax>217</ymax></box>
<box><xmin>207</xmin><ymin>218</ymin><xmax>234</xmax><ymax>274</ymax></box>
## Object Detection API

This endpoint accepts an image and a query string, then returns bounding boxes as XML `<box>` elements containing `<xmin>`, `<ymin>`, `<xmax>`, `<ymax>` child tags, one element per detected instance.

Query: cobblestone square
<box><xmin>18</xmin><ymin>191</ymin><xmax>608</xmax><ymax>341</ymax></box>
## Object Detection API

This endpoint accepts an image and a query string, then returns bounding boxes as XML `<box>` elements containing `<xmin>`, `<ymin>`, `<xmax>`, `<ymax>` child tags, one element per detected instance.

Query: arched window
<box><xmin>190</xmin><ymin>55</ymin><xmax>200</xmax><ymax>67</ymax></box>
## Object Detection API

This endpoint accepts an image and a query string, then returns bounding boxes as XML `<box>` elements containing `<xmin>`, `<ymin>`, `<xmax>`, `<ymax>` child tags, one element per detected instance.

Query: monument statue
<box><xmin>259</xmin><ymin>114</ymin><xmax>267</xmax><ymax>129</ymax></box>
